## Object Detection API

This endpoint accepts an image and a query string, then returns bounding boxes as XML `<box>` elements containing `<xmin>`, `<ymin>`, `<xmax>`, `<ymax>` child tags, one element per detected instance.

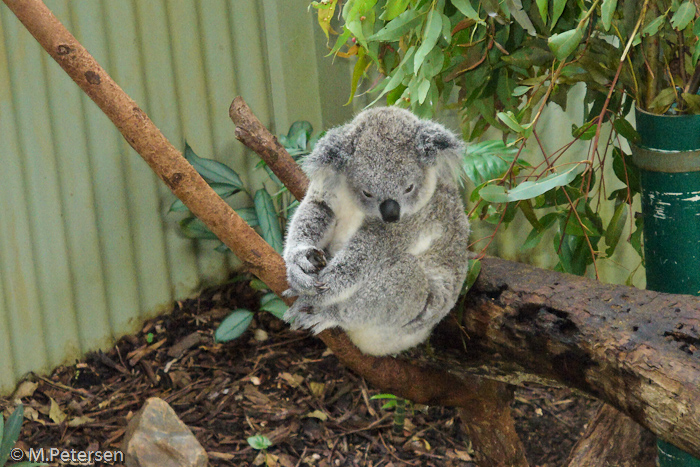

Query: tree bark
<box><xmin>565</xmin><ymin>404</ymin><xmax>657</xmax><ymax>467</ymax></box>
<box><xmin>425</xmin><ymin>256</ymin><xmax>700</xmax><ymax>458</ymax></box>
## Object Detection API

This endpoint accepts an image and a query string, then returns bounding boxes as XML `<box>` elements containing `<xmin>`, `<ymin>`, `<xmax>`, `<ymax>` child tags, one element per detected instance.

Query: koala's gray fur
<box><xmin>282</xmin><ymin>107</ymin><xmax>470</xmax><ymax>356</ymax></box>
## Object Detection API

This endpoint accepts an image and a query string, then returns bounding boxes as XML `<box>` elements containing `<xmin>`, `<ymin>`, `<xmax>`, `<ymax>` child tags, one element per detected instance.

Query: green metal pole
<box><xmin>634</xmin><ymin>108</ymin><xmax>700</xmax><ymax>466</ymax></box>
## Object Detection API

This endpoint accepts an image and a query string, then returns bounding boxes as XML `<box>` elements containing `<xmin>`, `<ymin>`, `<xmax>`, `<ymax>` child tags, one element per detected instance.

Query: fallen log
<box><xmin>427</xmin><ymin>256</ymin><xmax>700</xmax><ymax>457</ymax></box>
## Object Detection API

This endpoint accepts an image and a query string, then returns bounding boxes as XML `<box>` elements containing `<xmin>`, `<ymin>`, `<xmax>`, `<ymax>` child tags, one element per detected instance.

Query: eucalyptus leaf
<box><xmin>414</xmin><ymin>9</ymin><xmax>443</xmax><ymax>71</ymax></box>
<box><xmin>451</xmin><ymin>0</ymin><xmax>482</xmax><ymax>21</ymax></box>
<box><xmin>642</xmin><ymin>15</ymin><xmax>666</xmax><ymax>37</ymax></box>
<box><xmin>601</xmin><ymin>0</ymin><xmax>617</xmax><ymax>31</ymax></box>
<box><xmin>179</xmin><ymin>217</ymin><xmax>219</xmax><ymax>240</ymax></box>
<box><xmin>461</xmin><ymin>258</ymin><xmax>481</xmax><ymax>294</ymax></box>
<box><xmin>648</xmin><ymin>87</ymin><xmax>677</xmax><ymax>113</ymax></box>
<box><xmin>169</xmin><ymin>183</ymin><xmax>241</xmax><ymax>212</ymax></box>
<box><xmin>369</xmin><ymin>9</ymin><xmax>420</xmax><ymax>41</ymax></box>
<box><xmin>254</xmin><ymin>189</ymin><xmax>284</xmax><ymax>253</ymax></box>
<box><xmin>605</xmin><ymin>202</ymin><xmax>628</xmax><ymax>256</ymax></box>
<box><xmin>550</xmin><ymin>0</ymin><xmax>567</xmax><ymax>29</ymax></box>
<box><xmin>496</xmin><ymin>111</ymin><xmax>524</xmax><ymax>132</ymax></box>
<box><xmin>215</xmin><ymin>310</ymin><xmax>254</xmax><ymax>342</ymax></box>
<box><xmin>548</xmin><ymin>27</ymin><xmax>584</xmax><ymax>60</ymax></box>
<box><xmin>612</xmin><ymin>118</ymin><xmax>640</xmax><ymax>144</ymax></box>
<box><xmin>671</xmin><ymin>1</ymin><xmax>696</xmax><ymax>30</ymax></box>
<box><xmin>0</xmin><ymin>404</ymin><xmax>23</xmax><ymax>466</ymax></box>
<box><xmin>184</xmin><ymin>143</ymin><xmax>244</xmax><ymax>190</ymax></box>
<box><xmin>380</xmin><ymin>0</ymin><xmax>411</xmax><ymax>20</ymax></box>
<box><xmin>260</xmin><ymin>293</ymin><xmax>288</xmax><ymax>319</ymax></box>
<box><xmin>479</xmin><ymin>164</ymin><xmax>586</xmax><ymax>203</ymax></box>
<box><xmin>536</xmin><ymin>0</ymin><xmax>548</xmax><ymax>24</ymax></box>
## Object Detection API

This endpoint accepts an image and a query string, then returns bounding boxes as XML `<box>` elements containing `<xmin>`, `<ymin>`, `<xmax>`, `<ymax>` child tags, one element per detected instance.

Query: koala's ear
<box><xmin>415</xmin><ymin>121</ymin><xmax>463</xmax><ymax>165</ymax></box>
<box><xmin>302</xmin><ymin>125</ymin><xmax>351</xmax><ymax>176</ymax></box>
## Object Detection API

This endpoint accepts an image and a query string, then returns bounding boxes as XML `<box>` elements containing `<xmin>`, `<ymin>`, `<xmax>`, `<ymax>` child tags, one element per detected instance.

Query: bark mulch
<box><xmin>1</xmin><ymin>278</ymin><xmax>600</xmax><ymax>466</ymax></box>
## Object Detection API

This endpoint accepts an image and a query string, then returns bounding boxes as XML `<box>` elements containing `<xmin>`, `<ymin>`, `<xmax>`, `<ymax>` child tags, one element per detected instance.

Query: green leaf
<box><xmin>179</xmin><ymin>217</ymin><xmax>219</xmax><ymax>240</ymax></box>
<box><xmin>420</xmin><ymin>47</ymin><xmax>445</xmax><ymax>80</ymax></box>
<box><xmin>536</xmin><ymin>0</ymin><xmax>548</xmax><ymax>24</ymax></box>
<box><xmin>451</xmin><ymin>0</ymin><xmax>482</xmax><ymax>21</ymax></box>
<box><xmin>612</xmin><ymin>147</ymin><xmax>641</xmax><ymax>195</ymax></box>
<box><xmin>369</xmin><ymin>9</ymin><xmax>420</xmax><ymax>41</ymax></box>
<box><xmin>0</xmin><ymin>404</ymin><xmax>23</xmax><ymax>466</ymax></box>
<box><xmin>287</xmin><ymin>121</ymin><xmax>314</xmax><ymax>151</ymax></box>
<box><xmin>605</xmin><ymin>202</ymin><xmax>628</xmax><ymax>256</ymax></box>
<box><xmin>630</xmin><ymin>216</ymin><xmax>644</xmax><ymax>261</ymax></box>
<box><xmin>642</xmin><ymin>14</ymin><xmax>666</xmax><ymax>37</ymax></box>
<box><xmin>548</xmin><ymin>27</ymin><xmax>584</xmax><ymax>60</ymax></box>
<box><xmin>613</xmin><ymin>118</ymin><xmax>640</xmax><ymax>144</ymax></box>
<box><xmin>648</xmin><ymin>87</ymin><xmax>677</xmax><ymax>114</ymax></box>
<box><xmin>370</xmin><ymin>393</ymin><xmax>399</xmax><ymax>400</ymax></box>
<box><xmin>571</xmin><ymin>121</ymin><xmax>597</xmax><ymax>140</ymax></box>
<box><xmin>682</xmin><ymin>93</ymin><xmax>700</xmax><ymax>113</ymax></box>
<box><xmin>247</xmin><ymin>434</ymin><xmax>273</xmax><ymax>451</ymax></box>
<box><xmin>347</xmin><ymin>49</ymin><xmax>370</xmax><ymax>105</ymax></box>
<box><xmin>496</xmin><ymin>111</ymin><xmax>525</xmax><ymax>133</ymax></box>
<box><xmin>512</xmin><ymin>85</ymin><xmax>531</xmax><ymax>97</ymax></box>
<box><xmin>462</xmin><ymin>258</ymin><xmax>481</xmax><ymax>293</ymax></box>
<box><xmin>417</xmin><ymin>78</ymin><xmax>431</xmax><ymax>104</ymax></box>
<box><xmin>463</xmin><ymin>140</ymin><xmax>519</xmax><ymax>185</ymax></box>
<box><xmin>671</xmin><ymin>1</ymin><xmax>696</xmax><ymax>30</ymax></box>
<box><xmin>601</xmin><ymin>0</ymin><xmax>617</xmax><ymax>31</ymax></box>
<box><xmin>169</xmin><ymin>182</ymin><xmax>241</xmax><ymax>212</ymax></box>
<box><xmin>380</xmin><ymin>0</ymin><xmax>411</xmax><ymax>20</ymax></box>
<box><xmin>414</xmin><ymin>9</ymin><xmax>443</xmax><ymax>71</ymax></box>
<box><xmin>233</xmin><ymin>207</ymin><xmax>257</xmax><ymax>228</ymax></box>
<box><xmin>184</xmin><ymin>143</ymin><xmax>244</xmax><ymax>190</ymax></box>
<box><xmin>551</xmin><ymin>0</ymin><xmax>567</xmax><ymax>29</ymax></box>
<box><xmin>312</xmin><ymin>0</ymin><xmax>338</xmax><ymax>39</ymax></box>
<box><xmin>215</xmin><ymin>310</ymin><xmax>254</xmax><ymax>342</ymax></box>
<box><xmin>260</xmin><ymin>293</ymin><xmax>288</xmax><ymax>319</ymax></box>
<box><xmin>507</xmin><ymin>0</ymin><xmax>536</xmax><ymax>35</ymax></box>
<box><xmin>479</xmin><ymin>164</ymin><xmax>586</xmax><ymax>203</ymax></box>
<box><xmin>254</xmin><ymin>189</ymin><xmax>284</xmax><ymax>253</ymax></box>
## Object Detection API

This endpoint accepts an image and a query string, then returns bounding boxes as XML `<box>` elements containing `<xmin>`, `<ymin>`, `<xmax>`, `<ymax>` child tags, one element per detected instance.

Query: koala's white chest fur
<box><xmin>328</xmin><ymin>178</ymin><xmax>365</xmax><ymax>256</ymax></box>
<box><xmin>408</xmin><ymin>224</ymin><xmax>444</xmax><ymax>256</ymax></box>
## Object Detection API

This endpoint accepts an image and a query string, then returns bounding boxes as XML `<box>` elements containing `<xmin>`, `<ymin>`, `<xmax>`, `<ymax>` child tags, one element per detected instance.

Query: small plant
<box><xmin>371</xmin><ymin>394</ymin><xmax>412</xmax><ymax>435</ymax></box>
<box><xmin>173</xmin><ymin>122</ymin><xmax>320</xmax><ymax>342</ymax></box>
<box><xmin>0</xmin><ymin>404</ymin><xmax>46</xmax><ymax>467</ymax></box>
<box><xmin>247</xmin><ymin>434</ymin><xmax>273</xmax><ymax>451</ymax></box>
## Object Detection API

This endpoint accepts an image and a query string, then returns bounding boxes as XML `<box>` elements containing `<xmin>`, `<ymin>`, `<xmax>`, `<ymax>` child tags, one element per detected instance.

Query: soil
<box><xmin>1</xmin><ymin>278</ymin><xmax>601</xmax><ymax>467</ymax></box>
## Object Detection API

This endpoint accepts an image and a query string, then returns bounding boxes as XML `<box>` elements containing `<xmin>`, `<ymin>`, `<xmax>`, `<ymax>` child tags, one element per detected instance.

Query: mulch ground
<box><xmin>1</xmin><ymin>278</ymin><xmax>601</xmax><ymax>466</ymax></box>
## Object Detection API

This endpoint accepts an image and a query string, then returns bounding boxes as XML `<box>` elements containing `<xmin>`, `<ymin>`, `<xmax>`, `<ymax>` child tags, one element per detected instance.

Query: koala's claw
<box><xmin>315</xmin><ymin>281</ymin><xmax>328</xmax><ymax>290</ymax></box>
<box><xmin>307</xmin><ymin>247</ymin><xmax>327</xmax><ymax>272</ymax></box>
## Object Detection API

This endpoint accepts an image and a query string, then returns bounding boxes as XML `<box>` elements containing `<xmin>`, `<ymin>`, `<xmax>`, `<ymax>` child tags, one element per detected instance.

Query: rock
<box><xmin>122</xmin><ymin>397</ymin><xmax>208</xmax><ymax>467</ymax></box>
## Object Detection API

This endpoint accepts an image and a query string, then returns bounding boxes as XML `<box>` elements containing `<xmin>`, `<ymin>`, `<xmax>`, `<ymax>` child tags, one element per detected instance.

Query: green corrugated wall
<box><xmin>0</xmin><ymin>0</ymin><xmax>353</xmax><ymax>394</ymax></box>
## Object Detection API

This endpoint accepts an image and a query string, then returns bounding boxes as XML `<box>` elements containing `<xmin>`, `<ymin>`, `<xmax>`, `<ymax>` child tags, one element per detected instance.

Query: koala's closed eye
<box><xmin>362</xmin><ymin>190</ymin><xmax>373</xmax><ymax>198</ymax></box>
<box><xmin>405</xmin><ymin>184</ymin><xmax>414</xmax><ymax>193</ymax></box>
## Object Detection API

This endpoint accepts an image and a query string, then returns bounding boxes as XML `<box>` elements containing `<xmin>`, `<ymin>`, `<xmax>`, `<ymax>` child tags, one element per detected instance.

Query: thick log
<box><xmin>431</xmin><ymin>256</ymin><xmax>700</xmax><ymax>458</ymax></box>
<box><xmin>565</xmin><ymin>404</ymin><xmax>656</xmax><ymax>467</ymax></box>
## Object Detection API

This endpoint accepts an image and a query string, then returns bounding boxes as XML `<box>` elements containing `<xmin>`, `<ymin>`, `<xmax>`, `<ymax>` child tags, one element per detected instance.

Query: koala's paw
<box><xmin>283</xmin><ymin>301</ymin><xmax>331</xmax><ymax>333</ymax></box>
<box><xmin>285</xmin><ymin>246</ymin><xmax>327</xmax><ymax>295</ymax></box>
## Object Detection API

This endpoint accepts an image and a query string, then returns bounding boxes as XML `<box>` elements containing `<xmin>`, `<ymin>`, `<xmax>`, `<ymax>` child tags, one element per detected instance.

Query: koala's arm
<box><xmin>283</xmin><ymin>181</ymin><xmax>336</xmax><ymax>294</ymax></box>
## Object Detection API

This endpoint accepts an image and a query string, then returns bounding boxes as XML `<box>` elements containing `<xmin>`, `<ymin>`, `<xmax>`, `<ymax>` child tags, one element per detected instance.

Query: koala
<box><xmin>282</xmin><ymin>107</ymin><xmax>470</xmax><ymax>356</ymax></box>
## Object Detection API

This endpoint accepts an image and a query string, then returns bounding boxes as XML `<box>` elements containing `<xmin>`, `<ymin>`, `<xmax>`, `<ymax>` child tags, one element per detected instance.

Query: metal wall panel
<box><xmin>0</xmin><ymin>0</ymin><xmax>353</xmax><ymax>394</ymax></box>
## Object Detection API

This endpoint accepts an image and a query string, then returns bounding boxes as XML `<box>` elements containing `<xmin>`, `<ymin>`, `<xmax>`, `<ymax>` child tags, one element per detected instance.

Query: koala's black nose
<box><xmin>380</xmin><ymin>199</ymin><xmax>400</xmax><ymax>223</ymax></box>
